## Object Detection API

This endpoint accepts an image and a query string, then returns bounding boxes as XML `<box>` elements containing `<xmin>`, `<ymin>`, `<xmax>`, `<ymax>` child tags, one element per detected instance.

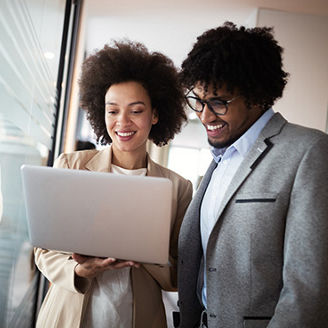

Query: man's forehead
<box><xmin>193</xmin><ymin>82</ymin><xmax>213</xmax><ymax>96</ymax></box>
<box><xmin>193</xmin><ymin>82</ymin><xmax>230</xmax><ymax>97</ymax></box>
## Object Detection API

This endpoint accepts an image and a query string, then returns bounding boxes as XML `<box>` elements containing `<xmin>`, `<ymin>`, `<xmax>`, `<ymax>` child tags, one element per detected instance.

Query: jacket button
<box><xmin>209</xmin><ymin>313</ymin><xmax>217</xmax><ymax>318</ymax></box>
<box><xmin>208</xmin><ymin>267</ymin><xmax>217</xmax><ymax>272</ymax></box>
<box><xmin>180</xmin><ymin>259</ymin><xmax>184</xmax><ymax>264</ymax></box>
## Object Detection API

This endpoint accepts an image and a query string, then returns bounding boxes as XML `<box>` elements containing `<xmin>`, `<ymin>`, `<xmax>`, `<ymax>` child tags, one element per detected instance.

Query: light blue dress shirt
<box><xmin>200</xmin><ymin>108</ymin><xmax>274</xmax><ymax>307</ymax></box>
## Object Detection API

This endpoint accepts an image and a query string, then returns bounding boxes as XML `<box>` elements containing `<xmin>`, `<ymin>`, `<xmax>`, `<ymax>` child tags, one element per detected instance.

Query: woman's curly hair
<box><xmin>79</xmin><ymin>40</ymin><xmax>186</xmax><ymax>146</ymax></box>
<box><xmin>180</xmin><ymin>22</ymin><xmax>289</xmax><ymax>110</ymax></box>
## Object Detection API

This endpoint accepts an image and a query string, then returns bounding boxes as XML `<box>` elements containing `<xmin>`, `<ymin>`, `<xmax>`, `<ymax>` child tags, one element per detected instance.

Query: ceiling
<box><xmin>85</xmin><ymin>0</ymin><xmax>328</xmax><ymax>17</ymax></box>
<box><xmin>83</xmin><ymin>0</ymin><xmax>328</xmax><ymax>66</ymax></box>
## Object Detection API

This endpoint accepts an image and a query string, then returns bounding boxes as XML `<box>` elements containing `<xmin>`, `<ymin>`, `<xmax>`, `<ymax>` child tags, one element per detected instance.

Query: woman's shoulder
<box><xmin>54</xmin><ymin>149</ymin><xmax>100</xmax><ymax>169</ymax></box>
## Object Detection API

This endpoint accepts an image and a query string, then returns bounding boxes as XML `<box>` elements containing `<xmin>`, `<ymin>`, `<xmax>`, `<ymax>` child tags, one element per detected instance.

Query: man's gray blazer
<box><xmin>178</xmin><ymin>113</ymin><xmax>328</xmax><ymax>328</ymax></box>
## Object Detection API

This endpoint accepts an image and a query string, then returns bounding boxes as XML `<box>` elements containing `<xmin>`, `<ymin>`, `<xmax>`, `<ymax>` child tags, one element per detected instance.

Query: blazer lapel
<box><xmin>84</xmin><ymin>146</ymin><xmax>112</xmax><ymax>172</ymax></box>
<box><xmin>195</xmin><ymin>159</ymin><xmax>218</xmax><ymax>205</ymax></box>
<box><xmin>146</xmin><ymin>155</ymin><xmax>160</xmax><ymax>177</ymax></box>
<box><xmin>180</xmin><ymin>159</ymin><xmax>218</xmax><ymax>244</ymax></box>
<box><xmin>85</xmin><ymin>147</ymin><xmax>153</xmax><ymax>174</ymax></box>
<box><xmin>214</xmin><ymin>112</ymin><xmax>287</xmax><ymax>222</ymax></box>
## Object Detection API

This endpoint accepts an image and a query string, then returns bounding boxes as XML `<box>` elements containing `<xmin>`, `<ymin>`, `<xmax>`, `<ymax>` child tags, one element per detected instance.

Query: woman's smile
<box><xmin>115</xmin><ymin>130</ymin><xmax>136</xmax><ymax>139</ymax></box>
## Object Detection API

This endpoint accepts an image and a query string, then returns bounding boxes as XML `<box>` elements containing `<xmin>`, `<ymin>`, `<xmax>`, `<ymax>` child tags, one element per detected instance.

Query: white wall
<box><xmin>257</xmin><ymin>9</ymin><xmax>328</xmax><ymax>131</ymax></box>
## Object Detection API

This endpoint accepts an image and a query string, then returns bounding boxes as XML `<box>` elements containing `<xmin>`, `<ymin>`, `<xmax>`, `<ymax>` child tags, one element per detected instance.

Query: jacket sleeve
<box><xmin>144</xmin><ymin>177</ymin><xmax>193</xmax><ymax>291</ymax></box>
<box><xmin>34</xmin><ymin>153</ymin><xmax>92</xmax><ymax>294</ymax></box>
<box><xmin>268</xmin><ymin>135</ymin><xmax>328</xmax><ymax>326</ymax></box>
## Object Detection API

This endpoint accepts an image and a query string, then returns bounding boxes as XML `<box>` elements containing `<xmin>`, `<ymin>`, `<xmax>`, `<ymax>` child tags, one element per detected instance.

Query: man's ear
<box><xmin>152</xmin><ymin>109</ymin><xmax>159</xmax><ymax>125</ymax></box>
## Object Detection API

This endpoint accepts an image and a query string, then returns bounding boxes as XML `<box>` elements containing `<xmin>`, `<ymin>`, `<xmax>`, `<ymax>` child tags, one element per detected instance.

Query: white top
<box><xmin>82</xmin><ymin>164</ymin><xmax>147</xmax><ymax>328</ymax></box>
<box><xmin>200</xmin><ymin>108</ymin><xmax>274</xmax><ymax>307</ymax></box>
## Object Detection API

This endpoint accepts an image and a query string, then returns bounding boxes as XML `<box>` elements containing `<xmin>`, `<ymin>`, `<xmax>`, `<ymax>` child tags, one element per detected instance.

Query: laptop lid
<box><xmin>21</xmin><ymin>164</ymin><xmax>172</xmax><ymax>265</ymax></box>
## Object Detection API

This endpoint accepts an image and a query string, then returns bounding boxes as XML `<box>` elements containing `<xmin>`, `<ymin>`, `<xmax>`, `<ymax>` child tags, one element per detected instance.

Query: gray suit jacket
<box><xmin>178</xmin><ymin>113</ymin><xmax>328</xmax><ymax>328</ymax></box>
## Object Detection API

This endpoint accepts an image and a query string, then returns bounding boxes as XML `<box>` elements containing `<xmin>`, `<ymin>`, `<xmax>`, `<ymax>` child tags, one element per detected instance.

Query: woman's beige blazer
<box><xmin>34</xmin><ymin>146</ymin><xmax>192</xmax><ymax>328</ymax></box>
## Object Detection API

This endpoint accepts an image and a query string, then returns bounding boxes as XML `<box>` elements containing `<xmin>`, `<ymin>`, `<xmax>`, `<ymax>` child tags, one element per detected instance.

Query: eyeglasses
<box><xmin>185</xmin><ymin>93</ymin><xmax>240</xmax><ymax>116</ymax></box>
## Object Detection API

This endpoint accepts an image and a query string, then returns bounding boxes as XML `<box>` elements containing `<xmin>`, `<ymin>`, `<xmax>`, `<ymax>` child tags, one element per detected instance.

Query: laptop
<box><xmin>21</xmin><ymin>164</ymin><xmax>173</xmax><ymax>265</ymax></box>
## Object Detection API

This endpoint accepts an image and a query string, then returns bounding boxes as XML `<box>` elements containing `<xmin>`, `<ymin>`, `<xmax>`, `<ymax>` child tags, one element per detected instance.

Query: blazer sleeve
<box><xmin>34</xmin><ymin>153</ymin><xmax>92</xmax><ymax>294</ymax></box>
<box><xmin>144</xmin><ymin>177</ymin><xmax>193</xmax><ymax>291</ymax></box>
<box><xmin>268</xmin><ymin>135</ymin><xmax>328</xmax><ymax>326</ymax></box>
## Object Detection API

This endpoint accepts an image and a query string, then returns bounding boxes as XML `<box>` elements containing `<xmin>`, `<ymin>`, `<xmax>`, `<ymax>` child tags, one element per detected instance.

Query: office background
<box><xmin>0</xmin><ymin>0</ymin><xmax>327</xmax><ymax>327</ymax></box>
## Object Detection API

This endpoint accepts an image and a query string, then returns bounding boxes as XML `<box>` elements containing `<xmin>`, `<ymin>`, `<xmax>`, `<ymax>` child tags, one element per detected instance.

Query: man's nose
<box><xmin>198</xmin><ymin>104</ymin><xmax>216</xmax><ymax>124</ymax></box>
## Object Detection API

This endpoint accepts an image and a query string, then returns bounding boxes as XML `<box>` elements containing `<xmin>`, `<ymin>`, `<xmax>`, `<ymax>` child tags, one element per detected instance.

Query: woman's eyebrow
<box><xmin>128</xmin><ymin>101</ymin><xmax>145</xmax><ymax>106</ymax></box>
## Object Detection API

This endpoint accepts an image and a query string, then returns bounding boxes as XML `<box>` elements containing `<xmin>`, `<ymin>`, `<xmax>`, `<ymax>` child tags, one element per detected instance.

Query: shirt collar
<box><xmin>211</xmin><ymin>108</ymin><xmax>274</xmax><ymax>163</ymax></box>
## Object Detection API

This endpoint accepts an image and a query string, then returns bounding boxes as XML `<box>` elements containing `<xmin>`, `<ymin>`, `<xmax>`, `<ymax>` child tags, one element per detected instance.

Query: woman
<box><xmin>34</xmin><ymin>41</ymin><xmax>193</xmax><ymax>328</ymax></box>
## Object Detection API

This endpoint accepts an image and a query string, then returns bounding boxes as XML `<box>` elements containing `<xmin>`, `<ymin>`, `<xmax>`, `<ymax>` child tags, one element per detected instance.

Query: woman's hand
<box><xmin>72</xmin><ymin>253</ymin><xmax>140</xmax><ymax>279</ymax></box>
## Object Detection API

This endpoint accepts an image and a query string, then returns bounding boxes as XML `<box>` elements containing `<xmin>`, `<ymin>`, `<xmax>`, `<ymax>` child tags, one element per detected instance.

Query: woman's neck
<box><xmin>111</xmin><ymin>148</ymin><xmax>147</xmax><ymax>170</ymax></box>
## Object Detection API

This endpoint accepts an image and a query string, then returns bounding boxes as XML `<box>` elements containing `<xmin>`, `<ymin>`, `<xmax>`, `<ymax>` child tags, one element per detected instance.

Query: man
<box><xmin>177</xmin><ymin>22</ymin><xmax>328</xmax><ymax>328</ymax></box>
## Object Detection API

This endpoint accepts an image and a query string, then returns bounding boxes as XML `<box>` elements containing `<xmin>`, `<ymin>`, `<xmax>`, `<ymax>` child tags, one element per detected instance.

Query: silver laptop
<box><xmin>21</xmin><ymin>164</ymin><xmax>172</xmax><ymax>265</ymax></box>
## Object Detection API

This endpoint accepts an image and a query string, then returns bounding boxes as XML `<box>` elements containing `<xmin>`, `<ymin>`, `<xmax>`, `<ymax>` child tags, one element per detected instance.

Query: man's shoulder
<box><xmin>283</xmin><ymin>120</ymin><xmax>326</xmax><ymax>136</ymax></box>
<box><xmin>264</xmin><ymin>112</ymin><xmax>327</xmax><ymax>143</ymax></box>
<box><xmin>279</xmin><ymin>121</ymin><xmax>328</xmax><ymax>145</ymax></box>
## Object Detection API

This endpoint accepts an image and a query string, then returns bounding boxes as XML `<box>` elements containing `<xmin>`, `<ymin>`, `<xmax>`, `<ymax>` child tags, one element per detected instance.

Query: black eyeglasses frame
<box><xmin>185</xmin><ymin>94</ymin><xmax>240</xmax><ymax>116</ymax></box>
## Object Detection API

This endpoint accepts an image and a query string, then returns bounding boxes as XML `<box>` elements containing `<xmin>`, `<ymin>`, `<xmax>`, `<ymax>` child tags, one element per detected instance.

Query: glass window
<box><xmin>0</xmin><ymin>0</ymin><xmax>66</xmax><ymax>326</ymax></box>
<box><xmin>167</xmin><ymin>146</ymin><xmax>212</xmax><ymax>190</ymax></box>
<box><xmin>167</xmin><ymin>117</ymin><xmax>212</xmax><ymax>191</ymax></box>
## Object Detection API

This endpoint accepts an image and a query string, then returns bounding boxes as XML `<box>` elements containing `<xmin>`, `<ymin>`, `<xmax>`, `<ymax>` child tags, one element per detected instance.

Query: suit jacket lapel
<box><xmin>190</xmin><ymin>159</ymin><xmax>218</xmax><ymax>222</ymax></box>
<box><xmin>197</xmin><ymin>159</ymin><xmax>218</xmax><ymax>203</ymax></box>
<box><xmin>214</xmin><ymin>112</ymin><xmax>287</xmax><ymax>222</ymax></box>
<box><xmin>180</xmin><ymin>159</ymin><xmax>218</xmax><ymax>246</ymax></box>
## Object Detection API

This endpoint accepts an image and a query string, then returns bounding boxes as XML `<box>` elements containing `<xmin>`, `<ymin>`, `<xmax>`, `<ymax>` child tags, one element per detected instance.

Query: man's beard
<box><xmin>208</xmin><ymin>136</ymin><xmax>237</xmax><ymax>149</ymax></box>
